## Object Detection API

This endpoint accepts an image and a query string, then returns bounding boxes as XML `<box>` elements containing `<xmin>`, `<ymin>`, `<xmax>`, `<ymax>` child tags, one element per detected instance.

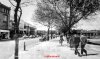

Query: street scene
<box><xmin>0</xmin><ymin>0</ymin><xmax>100</xmax><ymax>59</ymax></box>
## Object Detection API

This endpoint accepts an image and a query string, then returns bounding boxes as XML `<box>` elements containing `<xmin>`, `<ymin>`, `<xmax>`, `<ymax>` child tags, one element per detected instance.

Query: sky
<box><xmin>0</xmin><ymin>0</ymin><xmax>100</xmax><ymax>31</ymax></box>
<box><xmin>76</xmin><ymin>13</ymin><xmax>100</xmax><ymax>30</ymax></box>
<box><xmin>0</xmin><ymin>0</ymin><xmax>49</xmax><ymax>31</ymax></box>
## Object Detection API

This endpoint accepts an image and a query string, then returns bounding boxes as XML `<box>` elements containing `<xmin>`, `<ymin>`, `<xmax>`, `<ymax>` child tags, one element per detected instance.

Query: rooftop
<box><xmin>0</xmin><ymin>2</ymin><xmax>11</xmax><ymax>10</ymax></box>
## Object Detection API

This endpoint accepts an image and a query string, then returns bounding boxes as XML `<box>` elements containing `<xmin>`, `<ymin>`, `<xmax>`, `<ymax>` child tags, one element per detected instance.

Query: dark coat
<box><xmin>80</xmin><ymin>35</ymin><xmax>87</xmax><ymax>45</ymax></box>
<box><xmin>73</xmin><ymin>36</ymin><xmax>80</xmax><ymax>45</ymax></box>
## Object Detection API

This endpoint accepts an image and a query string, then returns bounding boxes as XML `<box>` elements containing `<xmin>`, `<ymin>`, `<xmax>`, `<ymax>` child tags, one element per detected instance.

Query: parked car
<box><xmin>39</xmin><ymin>36</ymin><xmax>47</xmax><ymax>42</ymax></box>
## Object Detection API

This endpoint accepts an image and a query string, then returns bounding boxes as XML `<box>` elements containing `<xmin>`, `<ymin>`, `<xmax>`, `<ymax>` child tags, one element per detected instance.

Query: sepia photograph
<box><xmin>0</xmin><ymin>0</ymin><xmax>100</xmax><ymax>59</ymax></box>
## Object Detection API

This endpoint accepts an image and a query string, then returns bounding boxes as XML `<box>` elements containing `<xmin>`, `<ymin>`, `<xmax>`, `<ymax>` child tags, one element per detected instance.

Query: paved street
<box><xmin>88</xmin><ymin>39</ymin><xmax>100</xmax><ymax>44</ymax></box>
<box><xmin>9</xmin><ymin>37</ymin><xmax>100</xmax><ymax>59</ymax></box>
<box><xmin>87</xmin><ymin>39</ymin><xmax>100</xmax><ymax>52</ymax></box>
<box><xmin>0</xmin><ymin>37</ymin><xmax>41</xmax><ymax>59</ymax></box>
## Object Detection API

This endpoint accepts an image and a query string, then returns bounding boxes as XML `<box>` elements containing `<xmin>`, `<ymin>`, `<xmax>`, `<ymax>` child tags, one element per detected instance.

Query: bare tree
<box><xmin>9</xmin><ymin>0</ymin><xmax>33</xmax><ymax>59</ymax></box>
<box><xmin>35</xmin><ymin>1</ymin><xmax>57</xmax><ymax>40</ymax></box>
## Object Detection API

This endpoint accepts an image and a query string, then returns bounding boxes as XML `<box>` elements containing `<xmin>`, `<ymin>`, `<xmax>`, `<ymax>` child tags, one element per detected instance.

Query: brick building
<box><xmin>0</xmin><ymin>2</ymin><xmax>10</xmax><ymax>40</ymax></box>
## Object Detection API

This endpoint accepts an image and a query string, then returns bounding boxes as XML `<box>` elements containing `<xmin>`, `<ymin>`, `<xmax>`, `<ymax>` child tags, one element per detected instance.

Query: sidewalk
<box><xmin>9</xmin><ymin>37</ymin><xmax>100</xmax><ymax>59</ymax></box>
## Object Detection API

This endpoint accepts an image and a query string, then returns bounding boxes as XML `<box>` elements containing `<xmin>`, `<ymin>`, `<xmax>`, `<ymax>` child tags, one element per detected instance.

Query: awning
<box><xmin>0</xmin><ymin>30</ymin><xmax>10</xmax><ymax>32</ymax></box>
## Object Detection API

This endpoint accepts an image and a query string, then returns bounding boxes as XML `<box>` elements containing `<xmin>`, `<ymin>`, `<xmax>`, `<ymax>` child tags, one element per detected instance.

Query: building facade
<box><xmin>72</xmin><ymin>30</ymin><xmax>100</xmax><ymax>39</ymax></box>
<box><xmin>0</xmin><ymin>2</ymin><xmax>10</xmax><ymax>40</ymax></box>
<box><xmin>9</xmin><ymin>18</ymin><xmax>36</xmax><ymax>39</ymax></box>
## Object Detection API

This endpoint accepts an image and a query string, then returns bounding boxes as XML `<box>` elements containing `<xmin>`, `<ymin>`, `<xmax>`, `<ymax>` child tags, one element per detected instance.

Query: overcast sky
<box><xmin>0</xmin><ymin>0</ymin><xmax>100</xmax><ymax>30</ymax></box>
<box><xmin>0</xmin><ymin>0</ymin><xmax>49</xmax><ymax>31</ymax></box>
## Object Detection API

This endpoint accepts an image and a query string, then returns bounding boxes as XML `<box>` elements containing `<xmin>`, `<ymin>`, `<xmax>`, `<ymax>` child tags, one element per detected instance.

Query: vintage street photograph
<box><xmin>0</xmin><ymin>0</ymin><xmax>100</xmax><ymax>59</ymax></box>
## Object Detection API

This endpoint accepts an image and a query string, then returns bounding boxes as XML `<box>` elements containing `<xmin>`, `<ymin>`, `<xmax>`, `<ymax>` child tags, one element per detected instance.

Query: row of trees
<box><xmin>8</xmin><ymin>0</ymin><xmax>100</xmax><ymax>59</ymax></box>
<box><xmin>35</xmin><ymin>0</ymin><xmax>100</xmax><ymax>39</ymax></box>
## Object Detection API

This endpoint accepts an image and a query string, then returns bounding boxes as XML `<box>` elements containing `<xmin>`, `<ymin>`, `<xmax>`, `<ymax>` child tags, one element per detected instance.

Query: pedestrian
<box><xmin>73</xmin><ymin>34</ymin><xmax>80</xmax><ymax>56</ymax></box>
<box><xmin>59</xmin><ymin>33</ymin><xmax>64</xmax><ymax>46</ymax></box>
<box><xmin>80</xmin><ymin>35</ymin><xmax>87</xmax><ymax>56</ymax></box>
<box><xmin>66</xmin><ymin>34</ymin><xmax>71</xmax><ymax>44</ymax></box>
<box><xmin>69</xmin><ymin>34</ymin><xmax>74</xmax><ymax>48</ymax></box>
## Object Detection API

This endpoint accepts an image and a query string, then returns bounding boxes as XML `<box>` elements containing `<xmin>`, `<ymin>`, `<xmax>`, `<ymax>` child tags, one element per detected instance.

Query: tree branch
<box><xmin>71</xmin><ymin>12</ymin><xmax>92</xmax><ymax>27</ymax></box>
<box><xmin>52</xmin><ymin>4</ymin><xmax>68</xmax><ymax>27</ymax></box>
<box><xmin>9</xmin><ymin>0</ymin><xmax>16</xmax><ymax>7</ymax></box>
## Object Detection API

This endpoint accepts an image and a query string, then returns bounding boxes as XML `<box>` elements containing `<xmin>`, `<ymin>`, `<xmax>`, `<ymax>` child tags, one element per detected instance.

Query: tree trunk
<box><xmin>14</xmin><ymin>34</ymin><xmax>19</xmax><ymax>59</ymax></box>
<box><xmin>14</xmin><ymin>0</ymin><xmax>21</xmax><ymax>59</ymax></box>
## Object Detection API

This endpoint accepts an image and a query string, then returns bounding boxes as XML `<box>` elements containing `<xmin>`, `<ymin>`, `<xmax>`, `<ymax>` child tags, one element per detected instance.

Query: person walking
<box><xmin>59</xmin><ymin>34</ymin><xmax>64</xmax><ymax>46</ymax></box>
<box><xmin>69</xmin><ymin>34</ymin><xmax>74</xmax><ymax>48</ymax></box>
<box><xmin>73</xmin><ymin>34</ymin><xmax>80</xmax><ymax>56</ymax></box>
<box><xmin>80</xmin><ymin>35</ymin><xmax>87</xmax><ymax>56</ymax></box>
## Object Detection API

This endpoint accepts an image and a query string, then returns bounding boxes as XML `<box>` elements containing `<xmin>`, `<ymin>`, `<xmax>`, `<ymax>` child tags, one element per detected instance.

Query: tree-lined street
<box><xmin>0</xmin><ymin>0</ymin><xmax>100</xmax><ymax>59</ymax></box>
<box><xmin>0</xmin><ymin>36</ymin><xmax>100</xmax><ymax>59</ymax></box>
<box><xmin>9</xmin><ymin>37</ymin><xmax>100</xmax><ymax>59</ymax></box>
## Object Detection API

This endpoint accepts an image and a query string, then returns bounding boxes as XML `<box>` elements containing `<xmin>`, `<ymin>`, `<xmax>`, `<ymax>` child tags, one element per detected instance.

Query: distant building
<box><xmin>72</xmin><ymin>29</ymin><xmax>100</xmax><ymax>39</ymax></box>
<box><xmin>36</xmin><ymin>30</ymin><xmax>47</xmax><ymax>36</ymax></box>
<box><xmin>0</xmin><ymin>2</ymin><xmax>10</xmax><ymax>40</ymax></box>
<box><xmin>29</xmin><ymin>26</ymin><xmax>36</xmax><ymax>35</ymax></box>
<box><xmin>9</xmin><ymin>18</ymin><xmax>36</xmax><ymax>39</ymax></box>
<box><xmin>24</xmin><ymin>22</ymin><xmax>36</xmax><ymax>36</ymax></box>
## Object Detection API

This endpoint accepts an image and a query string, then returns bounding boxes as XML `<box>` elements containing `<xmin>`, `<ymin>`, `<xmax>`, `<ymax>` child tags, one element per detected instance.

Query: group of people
<box><xmin>59</xmin><ymin>34</ymin><xmax>87</xmax><ymax>56</ymax></box>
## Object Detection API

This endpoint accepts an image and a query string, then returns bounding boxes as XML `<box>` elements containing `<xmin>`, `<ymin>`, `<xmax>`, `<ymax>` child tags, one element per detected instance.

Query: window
<box><xmin>3</xmin><ymin>15</ymin><xmax>7</xmax><ymax>21</ymax></box>
<box><xmin>4</xmin><ymin>9</ymin><xmax>6</xmax><ymax>13</ymax></box>
<box><xmin>2</xmin><ymin>8</ymin><xmax>4</xmax><ymax>12</ymax></box>
<box><xmin>8</xmin><ymin>10</ymin><xmax>9</xmax><ymax>14</ymax></box>
<box><xmin>7</xmin><ymin>10</ymin><xmax>9</xmax><ymax>14</ymax></box>
<box><xmin>6</xmin><ymin>10</ymin><xmax>8</xmax><ymax>14</ymax></box>
<box><xmin>5</xmin><ymin>9</ymin><xmax>7</xmax><ymax>14</ymax></box>
<box><xmin>0</xmin><ymin>7</ymin><xmax>4</xmax><ymax>12</ymax></box>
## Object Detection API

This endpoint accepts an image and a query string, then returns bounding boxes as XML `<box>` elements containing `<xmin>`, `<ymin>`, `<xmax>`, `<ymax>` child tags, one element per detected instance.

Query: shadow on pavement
<box><xmin>0</xmin><ymin>39</ymin><xmax>14</xmax><ymax>42</ymax></box>
<box><xmin>82</xmin><ymin>53</ymin><xmax>98</xmax><ymax>56</ymax></box>
<box><xmin>87</xmin><ymin>41</ymin><xmax>100</xmax><ymax>45</ymax></box>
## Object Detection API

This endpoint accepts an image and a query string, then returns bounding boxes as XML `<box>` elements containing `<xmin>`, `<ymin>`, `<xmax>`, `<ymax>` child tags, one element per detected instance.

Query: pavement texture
<box><xmin>0</xmin><ymin>37</ymin><xmax>41</xmax><ymax>59</ymax></box>
<box><xmin>9</xmin><ymin>37</ymin><xmax>100</xmax><ymax>59</ymax></box>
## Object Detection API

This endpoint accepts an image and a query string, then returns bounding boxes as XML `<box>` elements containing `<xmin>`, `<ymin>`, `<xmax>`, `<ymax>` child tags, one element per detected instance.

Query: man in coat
<box><xmin>80</xmin><ymin>35</ymin><xmax>87</xmax><ymax>56</ymax></box>
<box><xmin>73</xmin><ymin>34</ymin><xmax>80</xmax><ymax>56</ymax></box>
